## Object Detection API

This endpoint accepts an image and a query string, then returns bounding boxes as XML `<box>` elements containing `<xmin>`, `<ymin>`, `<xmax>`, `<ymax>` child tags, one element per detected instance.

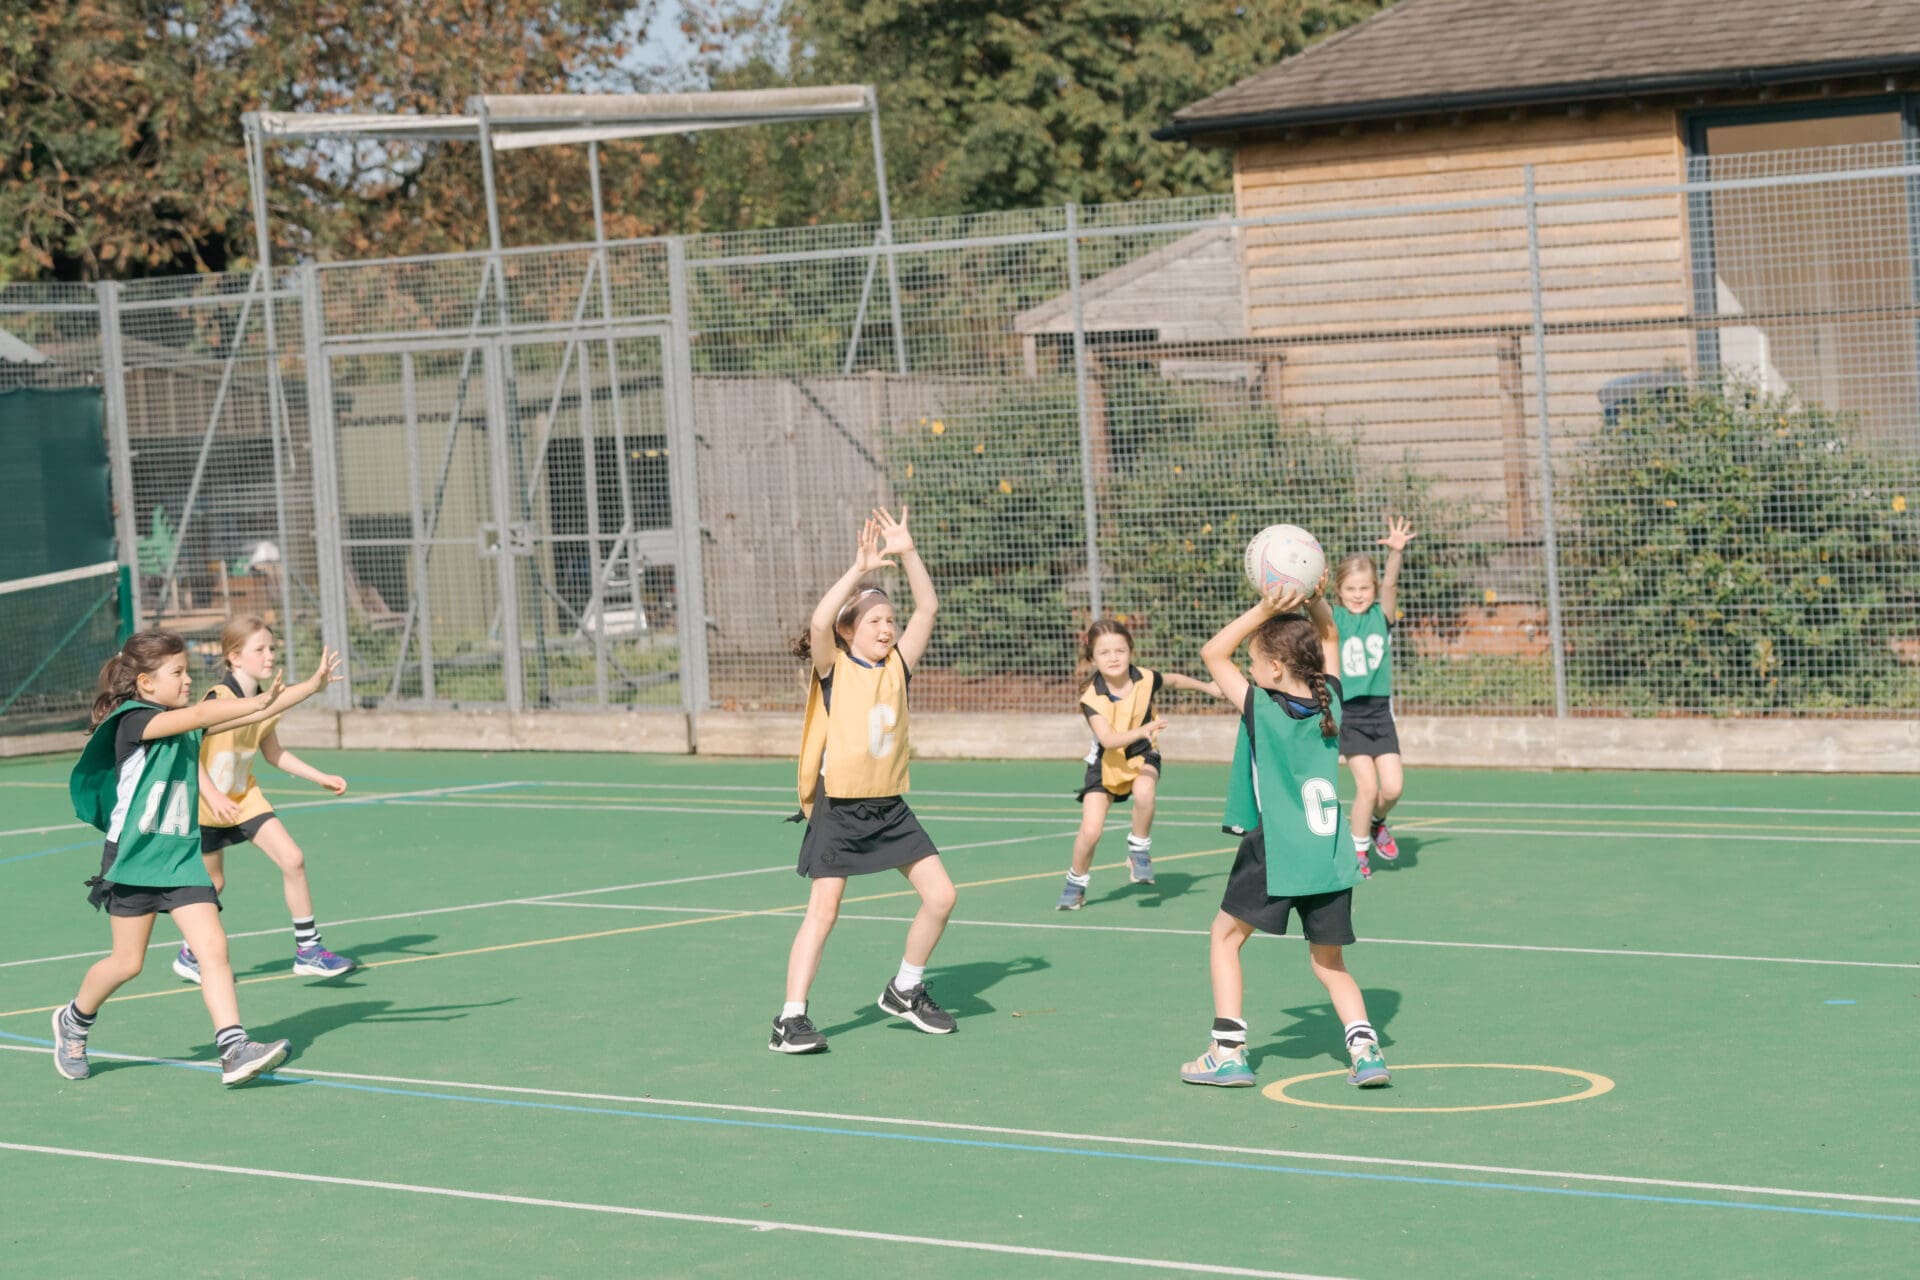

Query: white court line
<box><xmin>0</xmin><ymin>826</ymin><xmax>1089</xmax><ymax>971</ymax></box>
<box><xmin>378</xmin><ymin>797</ymin><xmax>1920</xmax><ymax>845</ymax></box>
<box><xmin>4</xmin><ymin>1046</ymin><xmax>1911</xmax><ymax>1211</ymax></box>
<box><xmin>0</xmin><ymin>780</ymin><xmax>520</xmax><ymax>842</ymax></box>
<box><xmin>493</xmin><ymin>781</ymin><xmax>1920</xmax><ymax>820</ymax></box>
<box><xmin>513</xmin><ymin>901</ymin><xmax>1920</xmax><ymax>971</ymax></box>
<box><xmin>0</xmin><ymin>781</ymin><xmax>66</xmax><ymax>788</ymax></box>
<box><xmin>0</xmin><ymin>1140</ymin><xmax>1342</xmax><ymax>1279</ymax></box>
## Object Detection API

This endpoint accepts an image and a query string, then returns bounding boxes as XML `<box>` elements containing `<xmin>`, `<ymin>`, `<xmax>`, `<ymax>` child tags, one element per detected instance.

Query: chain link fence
<box><xmin>4</xmin><ymin>138</ymin><xmax>1917</xmax><ymax>730</ymax></box>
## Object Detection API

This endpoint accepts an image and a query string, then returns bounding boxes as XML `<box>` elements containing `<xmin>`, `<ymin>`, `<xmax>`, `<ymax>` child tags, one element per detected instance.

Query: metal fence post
<box><xmin>1524</xmin><ymin>165</ymin><xmax>1571</xmax><ymax>718</ymax></box>
<box><xmin>95</xmin><ymin>280</ymin><xmax>142</xmax><ymax>629</ymax></box>
<box><xmin>666</xmin><ymin>238</ymin><xmax>713</xmax><ymax>725</ymax></box>
<box><xmin>298</xmin><ymin>265</ymin><xmax>353</xmax><ymax>711</ymax></box>
<box><xmin>1064</xmin><ymin>203</ymin><xmax>1105</xmax><ymax>620</ymax></box>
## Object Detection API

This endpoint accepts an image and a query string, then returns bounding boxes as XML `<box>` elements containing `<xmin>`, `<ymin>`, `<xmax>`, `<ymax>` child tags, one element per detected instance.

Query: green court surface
<box><xmin>2</xmin><ymin>751</ymin><xmax>1915</xmax><ymax>1278</ymax></box>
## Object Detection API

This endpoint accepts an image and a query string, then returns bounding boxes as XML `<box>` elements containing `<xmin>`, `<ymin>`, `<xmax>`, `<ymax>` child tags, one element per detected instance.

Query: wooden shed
<box><xmin>1159</xmin><ymin>0</ymin><xmax>1920</xmax><ymax>538</ymax></box>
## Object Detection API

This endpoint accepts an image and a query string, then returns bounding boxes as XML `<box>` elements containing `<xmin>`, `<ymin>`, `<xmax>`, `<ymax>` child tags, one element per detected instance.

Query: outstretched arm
<box><xmin>143</xmin><ymin>670</ymin><xmax>288</xmax><ymax>740</ymax></box>
<box><xmin>1200</xmin><ymin>584</ymin><xmax>1309</xmax><ymax>713</ymax></box>
<box><xmin>877</xmin><ymin>506</ymin><xmax>938</xmax><ymax>669</ymax></box>
<box><xmin>1160</xmin><ymin>671</ymin><xmax>1221</xmax><ymax>698</ymax></box>
<box><xmin>1377</xmin><ymin>515</ymin><xmax>1416</xmax><ymax>622</ymax></box>
<box><xmin>210</xmin><ymin>649</ymin><xmax>343</xmax><ymax>732</ymax></box>
<box><xmin>809</xmin><ymin>517</ymin><xmax>890</xmax><ymax>678</ymax></box>
<box><xmin>260</xmin><ymin>726</ymin><xmax>348</xmax><ymax>796</ymax></box>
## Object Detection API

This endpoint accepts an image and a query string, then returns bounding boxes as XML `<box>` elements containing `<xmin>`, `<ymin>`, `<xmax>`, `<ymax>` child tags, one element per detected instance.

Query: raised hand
<box><xmin>853</xmin><ymin>516</ymin><xmax>894</xmax><ymax>574</ymax></box>
<box><xmin>1260</xmin><ymin>582</ymin><xmax>1309</xmax><ymax>614</ymax></box>
<box><xmin>260</xmin><ymin>669</ymin><xmax>287</xmax><ymax>707</ymax></box>
<box><xmin>303</xmin><ymin>647</ymin><xmax>345</xmax><ymax>692</ymax></box>
<box><xmin>1378</xmin><ymin>514</ymin><xmax>1418</xmax><ymax>552</ymax></box>
<box><xmin>874</xmin><ymin>505</ymin><xmax>915</xmax><ymax>558</ymax></box>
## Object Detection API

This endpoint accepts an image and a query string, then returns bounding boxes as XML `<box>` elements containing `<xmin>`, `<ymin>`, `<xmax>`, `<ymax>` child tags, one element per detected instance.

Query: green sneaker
<box><xmin>1347</xmin><ymin>1040</ymin><xmax>1390</xmax><ymax>1088</ymax></box>
<box><xmin>1180</xmin><ymin>1043</ymin><xmax>1255</xmax><ymax>1087</ymax></box>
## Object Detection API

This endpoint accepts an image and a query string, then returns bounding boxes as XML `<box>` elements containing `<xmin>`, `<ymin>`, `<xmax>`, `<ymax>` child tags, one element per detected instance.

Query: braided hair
<box><xmin>1248</xmin><ymin>613</ymin><xmax>1338</xmax><ymax>740</ymax></box>
<box><xmin>91</xmin><ymin>631</ymin><xmax>187</xmax><ymax>728</ymax></box>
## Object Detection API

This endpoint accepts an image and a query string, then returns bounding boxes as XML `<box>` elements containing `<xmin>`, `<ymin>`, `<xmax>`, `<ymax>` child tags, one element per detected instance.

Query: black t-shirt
<box><xmin>113</xmin><ymin>706</ymin><xmax>163</xmax><ymax>764</ymax></box>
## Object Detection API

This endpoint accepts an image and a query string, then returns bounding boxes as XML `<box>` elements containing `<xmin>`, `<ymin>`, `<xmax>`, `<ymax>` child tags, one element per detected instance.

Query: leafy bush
<box><xmin>1562</xmin><ymin>379</ymin><xmax>1920</xmax><ymax>712</ymax></box>
<box><xmin>892</xmin><ymin>369</ymin><xmax>1489</xmax><ymax>679</ymax></box>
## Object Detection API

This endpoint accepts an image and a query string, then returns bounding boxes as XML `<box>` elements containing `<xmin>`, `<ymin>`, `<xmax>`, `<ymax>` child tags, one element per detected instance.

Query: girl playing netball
<box><xmin>771</xmin><ymin>506</ymin><xmax>958</xmax><ymax>1054</ymax></box>
<box><xmin>173</xmin><ymin>617</ymin><xmax>354</xmax><ymax>984</ymax></box>
<box><xmin>1333</xmin><ymin>515</ymin><xmax>1416</xmax><ymax>877</ymax></box>
<box><xmin>1054</xmin><ymin>619</ymin><xmax>1217</xmax><ymax>910</ymax></box>
<box><xmin>53</xmin><ymin>631</ymin><xmax>341</xmax><ymax>1087</ymax></box>
<box><xmin>1179</xmin><ymin>581</ymin><xmax>1389</xmax><ymax>1090</ymax></box>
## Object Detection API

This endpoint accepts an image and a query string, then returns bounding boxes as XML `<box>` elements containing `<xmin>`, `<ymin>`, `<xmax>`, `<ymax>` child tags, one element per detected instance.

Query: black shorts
<box><xmin>1338</xmin><ymin>696</ymin><xmax>1400</xmax><ymax>758</ymax></box>
<box><xmin>86</xmin><ymin>843</ymin><xmax>222</xmax><ymax>916</ymax></box>
<box><xmin>796</xmin><ymin>795</ymin><xmax>938</xmax><ymax>879</ymax></box>
<box><xmin>1075</xmin><ymin>751</ymin><xmax>1162</xmax><ymax>803</ymax></box>
<box><xmin>202</xmin><ymin>810</ymin><xmax>277</xmax><ymax>853</ymax></box>
<box><xmin>1219</xmin><ymin>830</ymin><xmax>1356</xmax><ymax>943</ymax></box>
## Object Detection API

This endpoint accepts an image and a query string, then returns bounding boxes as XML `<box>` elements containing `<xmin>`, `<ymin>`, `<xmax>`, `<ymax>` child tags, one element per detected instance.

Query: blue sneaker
<box><xmin>1348</xmin><ymin>1040</ymin><xmax>1390</xmax><ymax>1088</ymax></box>
<box><xmin>1180</xmin><ymin>1043</ymin><xmax>1255</xmax><ymax>1087</ymax></box>
<box><xmin>51</xmin><ymin>1008</ymin><xmax>89</xmax><ymax>1081</ymax></box>
<box><xmin>1127</xmin><ymin>845</ymin><xmax>1154</xmax><ymax>884</ymax></box>
<box><xmin>292</xmin><ymin>945</ymin><xmax>355</xmax><ymax>977</ymax></box>
<box><xmin>171</xmin><ymin>944</ymin><xmax>201</xmax><ymax>985</ymax></box>
<box><xmin>1055</xmin><ymin>878</ymin><xmax>1086</xmax><ymax>910</ymax></box>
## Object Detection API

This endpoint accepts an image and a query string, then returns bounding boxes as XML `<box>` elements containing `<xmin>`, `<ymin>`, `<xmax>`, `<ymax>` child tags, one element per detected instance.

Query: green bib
<box><xmin>1223</xmin><ymin>688</ymin><xmax>1356</xmax><ymax>897</ymax></box>
<box><xmin>1333</xmin><ymin>603</ymin><xmax>1392</xmax><ymax>698</ymax></box>
<box><xmin>70</xmin><ymin>701</ymin><xmax>209</xmax><ymax>888</ymax></box>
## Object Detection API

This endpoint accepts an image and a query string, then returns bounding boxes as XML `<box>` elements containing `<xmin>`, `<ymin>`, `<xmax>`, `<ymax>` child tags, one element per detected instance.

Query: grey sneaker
<box><xmin>172</xmin><ymin>944</ymin><xmax>201</xmax><ymax>984</ymax></box>
<box><xmin>878</xmin><ymin>980</ymin><xmax>956</xmax><ymax>1034</ymax></box>
<box><xmin>1055</xmin><ymin>878</ymin><xmax>1086</xmax><ymax>910</ymax></box>
<box><xmin>1127</xmin><ymin>846</ymin><xmax>1155</xmax><ymax>884</ymax></box>
<box><xmin>1347</xmin><ymin>1040</ymin><xmax>1390</xmax><ymax>1088</ymax></box>
<box><xmin>51</xmin><ymin>1008</ymin><xmax>89</xmax><ymax>1081</ymax></box>
<box><xmin>220</xmin><ymin>1038</ymin><xmax>290</xmax><ymax>1086</ymax></box>
<box><xmin>769</xmin><ymin>1012</ymin><xmax>827</xmax><ymax>1054</ymax></box>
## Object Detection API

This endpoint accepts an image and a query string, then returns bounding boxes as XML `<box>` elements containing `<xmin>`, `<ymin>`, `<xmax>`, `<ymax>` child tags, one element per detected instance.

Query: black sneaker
<box><xmin>877</xmin><ymin>980</ymin><xmax>956</xmax><ymax>1034</ymax></box>
<box><xmin>769</xmin><ymin>1012</ymin><xmax>828</xmax><ymax>1054</ymax></box>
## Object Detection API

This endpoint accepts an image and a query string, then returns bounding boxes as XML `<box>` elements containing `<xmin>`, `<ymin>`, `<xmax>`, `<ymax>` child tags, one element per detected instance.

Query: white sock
<box><xmin>894</xmin><ymin>959</ymin><xmax>926</xmax><ymax>991</ymax></box>
<box><xmin>1352</xmin><ymin>832</ymin><xmax>1371</xmax><ymax>852</ymax></box>
<box><xmin>1065</xmin><ymin>870</ymin><xmax>1090</xmax><ymax>887</ymax></box>
<box><xmin>1127</xmin><ymin>833</ymin><xmax>1151</xmax><ymax>853</ymax></box>
<box><xmin>1344</xmin><ymin>1020</ymin><xmax>1378</xmax><ymax>1054</ymax></box>
<box><xmin>781</xmin><ymin>1001</ymin><xmax>806</xmax><ymax>1020</ymax></box>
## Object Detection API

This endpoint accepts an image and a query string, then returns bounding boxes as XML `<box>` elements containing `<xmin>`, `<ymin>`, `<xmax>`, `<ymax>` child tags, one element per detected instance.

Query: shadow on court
<box><xmin>1248</xmin><ymin>986</ymin><xmax>1400</xmax><ymax>1071</ymax></box>
<box><xmin>1087</xmin><ymin>869</ymin><xmax>1216</xmax><ymax>909</ymax></box>
<box><xmin>1375</xmin><ymin>831</ymin><xmax>1423</xmax><ymax>871</ymax></box>
<box><xmin>230</xmin><ymin>933</ymin><xmax>442</xmax><ymax>979</ymax></box>
<box><xmin>817</xmin><ymin>955</ymin><xmax>1052</xmax><ymax>1037</ymax></box>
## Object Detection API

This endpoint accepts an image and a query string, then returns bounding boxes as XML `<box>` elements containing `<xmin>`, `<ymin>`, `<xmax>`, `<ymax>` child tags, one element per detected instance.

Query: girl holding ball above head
<box><xmin>1332</xmin><ymin>515</ymin><xmax>1417</xmax><ymax>877</ymax></box>
<box><xmin>174</xmin><ymin>616</ymin><xmax>357</xmax><ymax>986</ymax></box>
<box><xmin>1054</xmin><ymin>619</ymin><xmax>1218</xmax><ymax>910</ymax></box>
<box><xmin>1179</xmin><ymin>575</ymin><xmax>1388</xmax><ymax>1091</ymax></box>
<box><xmin>771</xmin><ymin>506</ymin><xmax>958</xmax><ymax>1055</ymax></box>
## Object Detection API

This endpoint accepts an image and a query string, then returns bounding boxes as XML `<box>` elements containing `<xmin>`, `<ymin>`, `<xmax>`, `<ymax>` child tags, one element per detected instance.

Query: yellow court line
<box><xmin>0</xmin><ymin>846</ymin><xmax>1240</xmax><ymax>1020</ymax></box>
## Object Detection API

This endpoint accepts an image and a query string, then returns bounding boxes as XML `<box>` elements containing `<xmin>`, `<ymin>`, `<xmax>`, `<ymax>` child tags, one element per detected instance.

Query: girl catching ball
<box><xmin>1054</xmin><ymin>619</ymin><xmax>1217</xmax><ymax>910</ymax></box>
<box><xmin>1179</xmin><ymin>581</ymin><xmax>1389</xmax><ymax>1090</ymax></box>
<box><xmin>174</xmin><ymin>616</ymin><xmax>355</xmax><ymax>985</ymax></box>
<box><xmin>54</xmin><ymin>631</ymin><xmax>341</xmax><ymax>1087</ymax></box>
<box><xmin>771</xmin><ymin>507</ymin><xmax>958</xmax><ymax>1054</ymax></box>
<box><xmin>1332</xmin><ymin>515</ymin><xmax>1416</xmax><ymax>877</ymax></box>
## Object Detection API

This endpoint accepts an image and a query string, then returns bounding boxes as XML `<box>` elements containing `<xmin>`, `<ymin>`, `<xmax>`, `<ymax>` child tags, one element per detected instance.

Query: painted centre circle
<box><xmin>1262</xmin><ymin>1063</ymin><xmax>1615</xmax><ymax>1113</ymax></box>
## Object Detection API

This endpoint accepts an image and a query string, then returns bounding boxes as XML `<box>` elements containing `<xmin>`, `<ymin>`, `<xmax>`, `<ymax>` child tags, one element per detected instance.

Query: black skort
<box><xmin>86</xmin><ymin>842</ymin><xmax>222</xmax><ymax>916</ymax></box>
<box><xmin>202</xmin><ymin>810</ymin><xmax>277</xmax><ymax>853</ymax></box>
<box><xmin>1075</xmin><ymin>751</ymin><xmax>1162</xmax><ymax>803</ymax></box>
<box><xmin>796</xmin><ymin>795</ymin><xmax>938</xmax><ymax>879</ymax></box>
<box><xmin>1219</xmin><ymin>829</ymin><xmax>1356</xmax><ymax>944</ymax></box>
<box><xmin>1338</xmin><ymin>695</ymin><xmax>1400</xmax><ymax>758</ymax></box>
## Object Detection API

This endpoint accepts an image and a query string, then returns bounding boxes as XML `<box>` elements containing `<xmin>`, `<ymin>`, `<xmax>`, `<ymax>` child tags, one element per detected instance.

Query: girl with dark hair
<box><xmin>53</xmin><ymin>630</ymin><xmax>340</xmax><ymax>1087</ymax></box>
<box><xmin>770</xmin><ymin>506</ymin><xmax>957</xmax><ymax>1055</ymax></box>
<box><xmin>173</xmin><ymin>616</ymin><xmax>355</xmax><ymax>985</ymax></box>
<box><xmin>1179</xmin><ymin>580</ymin><xmax>1390</xmax><ymax>1091</ymax></box>
<box><xmin>1053</xmin><ymin>619</ymin><xmax>1217</xmax><ymax>910</ymax></box>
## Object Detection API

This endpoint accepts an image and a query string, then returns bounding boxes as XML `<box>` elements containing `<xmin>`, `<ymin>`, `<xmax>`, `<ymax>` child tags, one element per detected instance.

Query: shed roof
<box><xmin>1164</xmin><ymin>0</ymin><xmax>1920</xmax><ymax>141</ymax></box>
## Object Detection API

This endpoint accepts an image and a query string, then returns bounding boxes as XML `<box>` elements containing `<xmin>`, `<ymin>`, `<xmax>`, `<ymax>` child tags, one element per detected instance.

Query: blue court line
<box><xmin>0</xmin><ymin>840</ymin><xmax>95</xmax><ymax>867</ymax></box>
<box><xmin>2</xmin><ymin>1032</ymin><xmax>1913</xmax><ymax>1225</ymax></box>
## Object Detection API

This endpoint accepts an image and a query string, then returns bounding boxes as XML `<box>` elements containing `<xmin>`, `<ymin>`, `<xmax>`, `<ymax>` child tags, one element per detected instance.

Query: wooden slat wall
<box><xmin>1234</xmin><ymin>110</ymin><xmax>1695</xmax><ymax>539</ymax></box>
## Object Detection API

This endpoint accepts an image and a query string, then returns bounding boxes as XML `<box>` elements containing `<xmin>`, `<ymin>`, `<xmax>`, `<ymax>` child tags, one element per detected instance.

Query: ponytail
<box><xmin>1307</xmin><ymin>670</ymin><xmax>1337</xmax><ymax>740</ymax></box>
<box><xmin>90</xmin><ymin>631</ymin><xmax>188</xmax><ymax>728</ymax></box>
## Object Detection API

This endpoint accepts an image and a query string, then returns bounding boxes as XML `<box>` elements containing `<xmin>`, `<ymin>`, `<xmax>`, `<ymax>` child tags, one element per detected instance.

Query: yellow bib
<box><xmin>198</xmin><ymin>680</ymin><xmax>277</xmax><ymax>825</ymax></box>
<box><xmin>1080</xmin><ymin>666</ymin><xmax>1157</xmax><ymax>795</ymax></box>
<box><xmin>797</xmin><ymin>650</ymin><xmax>910</xmax><ymax>818</ymax></box>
